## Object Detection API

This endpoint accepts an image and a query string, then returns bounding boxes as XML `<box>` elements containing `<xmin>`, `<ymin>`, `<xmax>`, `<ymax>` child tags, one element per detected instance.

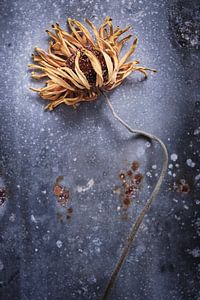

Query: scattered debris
<box><xmin>115</xmin><ymin>161</ymin><xmax>143</xmax><ymax>215</ymax></box>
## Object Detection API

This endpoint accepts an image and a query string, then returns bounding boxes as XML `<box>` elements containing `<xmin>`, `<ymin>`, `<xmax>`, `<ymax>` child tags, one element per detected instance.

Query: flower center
<box><xmin>65</xmin><ymin>47</ymin><xmax>108</xmax><ymax>87</ymax></box>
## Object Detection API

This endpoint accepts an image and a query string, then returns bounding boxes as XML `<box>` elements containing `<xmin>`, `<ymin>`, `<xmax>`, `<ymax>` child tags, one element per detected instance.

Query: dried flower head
<box><xmin>29</xmin><ymin>16</ymin><xmax>155</xmax><ymax>110</ymax></box>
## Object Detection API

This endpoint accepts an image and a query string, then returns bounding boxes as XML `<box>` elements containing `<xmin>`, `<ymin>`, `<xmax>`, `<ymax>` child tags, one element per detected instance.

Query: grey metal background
<box><xmin>0</xmin><ymin>0</ymin><xmax>200</xmax><ymax>299</ymax></box>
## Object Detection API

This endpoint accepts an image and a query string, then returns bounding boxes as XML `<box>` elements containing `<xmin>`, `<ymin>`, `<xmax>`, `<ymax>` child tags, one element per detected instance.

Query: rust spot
<box><xmin>53</xmin><ymin>176</ymin><xmax>70</xmax><ymax>207</ymax></box>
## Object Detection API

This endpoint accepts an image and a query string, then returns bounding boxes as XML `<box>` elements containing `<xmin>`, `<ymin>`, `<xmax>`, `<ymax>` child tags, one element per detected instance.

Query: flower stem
<box><xmin>101</xmin><ymin>91</ymin><xmax>168</xmax><ymax>300</ymax></box>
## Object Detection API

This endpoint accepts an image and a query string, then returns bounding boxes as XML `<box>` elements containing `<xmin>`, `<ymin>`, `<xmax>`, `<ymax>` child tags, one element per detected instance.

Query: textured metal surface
<box><xmin>0</xmin><ymin>0</ymin><xmax>200</xmax><ymax>299</ymax></box>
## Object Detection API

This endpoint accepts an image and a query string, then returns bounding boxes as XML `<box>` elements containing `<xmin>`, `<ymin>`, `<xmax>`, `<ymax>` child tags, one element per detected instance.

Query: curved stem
<box><xmin>101</xmin><ymin>91</ymin><xmax>168</xmax><ymax>300</ymax></box>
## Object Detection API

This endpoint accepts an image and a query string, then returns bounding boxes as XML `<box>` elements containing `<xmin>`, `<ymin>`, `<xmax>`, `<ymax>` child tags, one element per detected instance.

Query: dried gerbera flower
<box><xmin>29</xmin><ymin>16</ymin><xmax>155</xmax><ymax>110</ymax></box>
<box><xmin>29</xmin><ymin>17</ymin><xmax>168</xmax><ymax>300</ymax></box>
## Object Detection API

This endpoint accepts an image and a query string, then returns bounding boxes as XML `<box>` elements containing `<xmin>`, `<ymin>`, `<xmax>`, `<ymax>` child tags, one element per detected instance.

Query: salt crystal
<box><xmin>171</xmin><ymin>153</ymin><xmax>178</xmax><ymax>162</ymax></box>
<box><xmin>186</xmin><ymin>159</ymin><xmax>196</xmax><ymax>168</ymax></box>
<box><xmin>56</xmin><ymin>240</ymin><xmax>63</xmax><ymax>248</ymax></box>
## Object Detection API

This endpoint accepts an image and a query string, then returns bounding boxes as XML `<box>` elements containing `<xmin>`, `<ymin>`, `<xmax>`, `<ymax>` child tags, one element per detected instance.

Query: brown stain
<box><xmin>53</xmin><ymin>176</ymin><xmax>73</xmax><ymax>222</ymax></box>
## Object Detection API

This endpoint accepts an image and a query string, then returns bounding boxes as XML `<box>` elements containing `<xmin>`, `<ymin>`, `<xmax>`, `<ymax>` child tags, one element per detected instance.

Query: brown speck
<box><xmin>123</xmin><ymin>197</ymin><xmax>131</xmax><ymax>206</ymax></box>
<box><xmin>0</xmin><ymin>188</ymin><xmax>6</xmax><ymax>206</ymax></box>
<box><xmin>53</xmin><ymin>185</ymin><xmax>62</xmax><ymax>197</ymax></box>
<box><xmin>174</xmin><ymin>179</ymin><xmax>190</xmax><ymax>194</ymax></box>
<box><xmin>67</xmin><ymin>207</ymin><xmax>73</xmax><ymax>214</ymax></box>
<box><xmin>113</xmin><ymin>187</ymin><xmax>121</xmax><ymax>195</ymax></box>
<box><xmin>56</xmin><ymin>212</ymin><xmax>64</xmax><ymax>223</ymax></box>
<box><xmin>131</xmin><ymin>161</ymin><xmax>139</xmax><ymax>171</ymax></box>
<box><xmin>134</xmin><ymin>173</ymin><xmax>143</xmax><ymax>184</ymax></box>
<box><xmin>127</xmin><ymin>170</ymin><xmax>133</xmax><ymax>177</ymax></box>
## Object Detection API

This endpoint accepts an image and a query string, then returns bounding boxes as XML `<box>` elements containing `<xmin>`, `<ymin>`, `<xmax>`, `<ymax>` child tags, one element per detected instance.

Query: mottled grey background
<box><xmin>0</xmin><ymin>0</ymin><xmax>200</xmax><ymax>299</ymax></box>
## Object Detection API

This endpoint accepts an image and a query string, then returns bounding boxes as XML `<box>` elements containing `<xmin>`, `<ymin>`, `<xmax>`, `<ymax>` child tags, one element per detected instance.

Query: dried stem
<box><xmin>101</xmin><ymin>91</ymin><xmax>168</xmax><ymax>300</ymax></box>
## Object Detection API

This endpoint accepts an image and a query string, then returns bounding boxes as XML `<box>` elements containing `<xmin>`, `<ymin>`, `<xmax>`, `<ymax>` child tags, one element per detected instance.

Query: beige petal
<box><xmin>119</xmin><ymin>37</ymin><xmax>138</xmax><ymax>67</ymax></box>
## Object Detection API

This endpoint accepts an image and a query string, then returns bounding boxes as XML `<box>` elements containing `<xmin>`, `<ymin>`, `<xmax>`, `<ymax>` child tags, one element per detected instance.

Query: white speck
<box><xmin>172</xmin><ymin>173</ymin><xmax>176</xmax><ymax>178</ymax></box>
<box><xmin>173</xmin><ymin>198</ymin><xmax>178</xmax><ymax>203</ymax></box>
<box><xmin>56</xmin><ymin>240</ymin><xmax>63</xmax><ymax>248</ymax></box>
<box><xmin>152</xmin><ymin>165</ymin><xmax>157</xmax><ymax>170</ymax></box>
<box><xmin>137</xmin><ymin>146</ymin><xmax>145</xmax><ymax>156</ymax></box>
<box><xmin>77</xmin><ymin>179</ymin><xmax>94</xmax><ymax>193</ymax></box>
<box><xmin>194</xmin><ymin>127</ymin><xmax>200</xmax><ymax>135</ymax></box>
<box><xmin>73</xmin><ymin>157</ymin><xmax>77</xmax><ymax>162</ymax></box>
<box><xmin>195</xmin><ymin>200</ymin><xmax>200</xmax><ymax>205</ymax></box>
<box><xmin>175</xmin><ymin>164</ymin><xmax>179</xmax><ymax>168</ymax></box>
<box><xmin>188</xmin><ymin>248</ymin><xmax>200</xmax><ymax>258</ymax></box>
<box><xmin>145</xmin><ymin>142</ymin><xmax>151</xmax><ymax>148</ymax></box>
<box><xmin>117</xmin><ymin>206</ymin><xmax>121</xmax><ymax>211</ymax></box>
<box><xmin>174</xmin><ymin>214</ymin><xmax>181</xmax><ymax>221</ymax></box>
<box><xmin>88</xmin><ymin>275</ymin><xmax>97</xmax><ymax>284</ymax></box>
<box><xmin>9</xmin><ymin>213</ymin><xmax>15</xmax><ymax>222</ymax></box>
<box><xmin>186</xmin><ymin>159</ymin><xmax>195</xmax><ymax>168</ymax></box>
<box><xmin>31</xmin><ymin>215</ymin><xmax>37</xmax><ymax>223</ymax></box>
<box><xmin>35</xmin><ymin>248</ymin><xmax>38</xmax><ymax>252</ymax></box>
<box><xmin>168</xmin><ymin>164</ymin><xmax>173</xmax><ymax>169</ymax></box>
<box><xmin>171</xmin><ymin>153</ymin><xmax>178</xmax><ymax>162</ymax></box>
<box><xmin>183</xmin><ymin>205</ymin><xmax>189</xmax><ymax>210</ymax></box>
<box><xmin>41</xmin><ymin>190</ymin><xmax>47</xmax><ymax>194</ymax></box>
<box><xmin>0</xmin><ymin>260</ymin><xmax>4</xmax><ymax>271</ymax></box>
<box><xmin>93</xmin><ymin>238</ymin><xmax>102</xmax><ymax>247</ymax></box>
<box><xmin>195</xmin><ymin>174</ymin><xmax>200</xmax><ymax>182</ymax></box>
<box><xmin>17</xmin><ymin>185</ymin><xmax>20</xmax><ymax>189</ymax></box>
<box><xmin>146</xmin><ymin>171</ymin><xmax>152</xmax><ymax>177</ymax></box>
<box><xmin>168</xmin><ymin>171</ymin><xmax>172</xmax><ymax>176</ymax></box>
